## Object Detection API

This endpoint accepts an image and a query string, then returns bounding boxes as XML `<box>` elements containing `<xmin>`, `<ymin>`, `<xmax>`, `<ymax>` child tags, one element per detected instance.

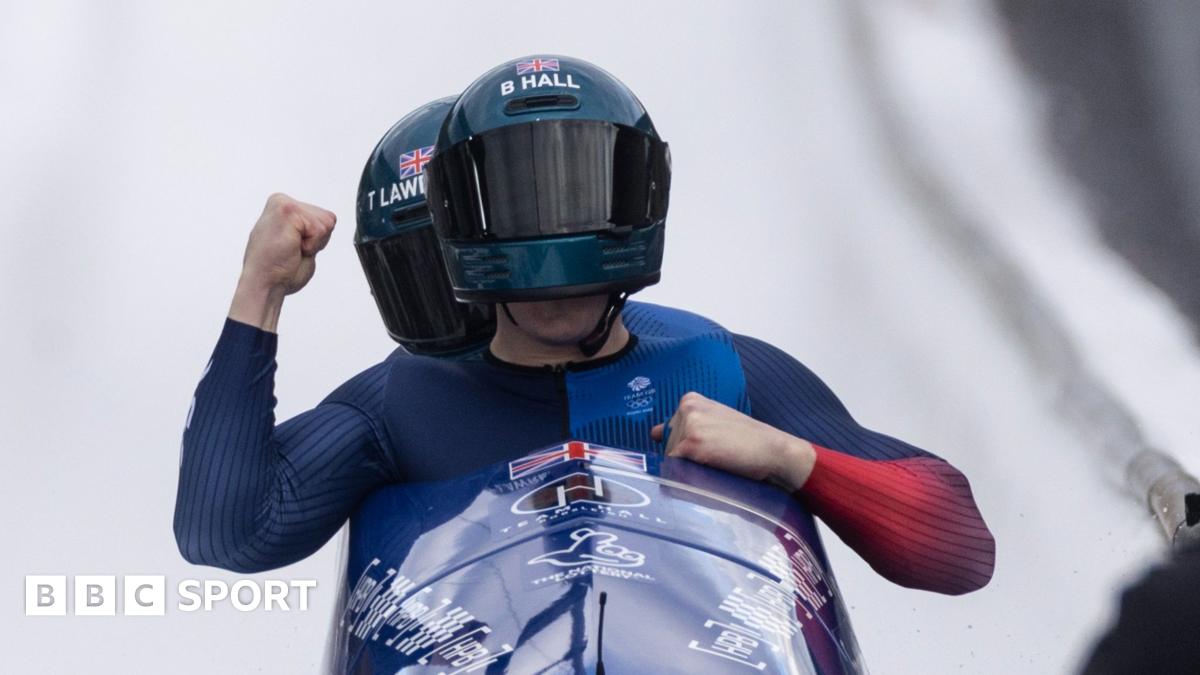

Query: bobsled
<box><xmin>329</xmin><ymin>440</ymin><xmax>864</xmax><ymax>674</ymax></box>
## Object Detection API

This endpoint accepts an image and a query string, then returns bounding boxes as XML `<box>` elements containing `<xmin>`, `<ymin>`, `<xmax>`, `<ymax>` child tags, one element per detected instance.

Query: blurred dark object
<box><xmin>997</xmin><ymin>1</ymin><xmax>1200</xmax><ymax>342</ymax></box>
<box><xmin>1079</xmin><ymin>540</ymin><xmax>1200</xmax><ymax>674</ymax></box>
<box><xmin>1127</xmin><ymin>454</ymin><xmax>1200</xmax><ymax>550</ymax></box>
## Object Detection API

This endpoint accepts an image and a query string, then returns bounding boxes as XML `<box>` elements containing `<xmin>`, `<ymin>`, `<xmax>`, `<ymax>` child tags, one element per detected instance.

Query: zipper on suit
<box><xmin>551</xmin><ymin>364</ymin><xmax>570</xmax><ymax>437</ymax></box>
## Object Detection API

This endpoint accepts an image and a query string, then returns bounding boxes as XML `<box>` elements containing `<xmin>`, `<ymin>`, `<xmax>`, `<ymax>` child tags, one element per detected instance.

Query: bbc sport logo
<box><xmin>25</xmin><ymin>575</ymin><xmax>317</xmax><ymax>616</ymax></box>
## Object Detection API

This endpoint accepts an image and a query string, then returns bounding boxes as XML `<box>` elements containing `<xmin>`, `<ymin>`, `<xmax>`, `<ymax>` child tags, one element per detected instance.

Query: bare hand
<box><xmin>651</xmin><ymin>392</ymin><xmax>816</xmax><ymax>490</ymax></box>
<box><xmin>229</xmin><ymin>193</ymin><xmax>336</xmax><ymax>331</ymax></box>
<box><xmin>241</xmin><ymin>193</ymin><xmax>336</xmax><ymax>294</ymax></box>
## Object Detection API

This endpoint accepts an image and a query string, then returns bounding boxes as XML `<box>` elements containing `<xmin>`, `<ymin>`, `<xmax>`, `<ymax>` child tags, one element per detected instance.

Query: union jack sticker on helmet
<box><xmin>398</xmin><ymin>145</ymin><xmax>435</xmax><ymax>178</ymax></box>
<box><xmin>516</xmin><ymin>58</ymin><xmax>559</xmax><ymax>75</ymax></box>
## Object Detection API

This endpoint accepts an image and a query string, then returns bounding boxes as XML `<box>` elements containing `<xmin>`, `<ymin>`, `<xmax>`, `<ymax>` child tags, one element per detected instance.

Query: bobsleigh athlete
<box><xmin>174</xmin><ymin>56</ymin><xmax>995</xmax><ymax>665</ymax></box>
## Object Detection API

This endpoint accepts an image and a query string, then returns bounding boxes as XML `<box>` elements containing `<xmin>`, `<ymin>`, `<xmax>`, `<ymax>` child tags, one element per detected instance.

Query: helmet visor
<box><xmin>356</xmin><ymin>225</ymin><xmax>494</xmax><ymax>354</ymax></box>
<box><xmin>428</xmin><ymin>119</ymin><xmax>669</xmax><ymax>241</ymax></box>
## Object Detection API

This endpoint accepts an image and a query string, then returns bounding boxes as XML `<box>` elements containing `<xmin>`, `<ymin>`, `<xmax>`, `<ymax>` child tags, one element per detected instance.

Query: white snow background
<box><xmin>2</xmin><ymin>1</ymin><xmax>1197</xmax><ymax>672</ymax></box>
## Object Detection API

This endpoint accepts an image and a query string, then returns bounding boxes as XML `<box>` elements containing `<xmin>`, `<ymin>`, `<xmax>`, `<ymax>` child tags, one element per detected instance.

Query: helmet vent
<box><xmin>504</xmin><ymin>94</ymin><xmax>580</xmax><ymax>115</ymax></box>
<box><xmin>389</xmin><ymin>203</ymin><xmax>431</xmax><ymax>226</ymax></box>
<box><xmin>460</xmin><ymin>248</ymin><xmax>512</xmax><ymax>282</ymax></box>
<box><xmin>600</xmin><ymin>243</ymin><xmax>648</xmax><ymax>256</ymax></box>
<box><xmin>600</xmin><ymin>257</ymin><xmax>646</xmax><ymax>271</ymax></box>
<box><xmin>600</xmin><ymin>240</ymin><xmax>648</xmax><ymax>271</ymax></box>
<box><xmin>463</xmin><ymin>267</ymin><xmax>512</xmax><ymax>281</ymax></box>
<box><xmin>461</xmin><ymin>252</ymin><xmax>509</xmax><ymax>265</ymax></box>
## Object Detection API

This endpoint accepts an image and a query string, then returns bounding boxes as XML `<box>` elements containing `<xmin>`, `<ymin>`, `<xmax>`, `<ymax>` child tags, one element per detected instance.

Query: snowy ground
<box><xmin>3</xmin><ymin>2</ymin><xmax>1196</xmax><ymax>673</ymax></box>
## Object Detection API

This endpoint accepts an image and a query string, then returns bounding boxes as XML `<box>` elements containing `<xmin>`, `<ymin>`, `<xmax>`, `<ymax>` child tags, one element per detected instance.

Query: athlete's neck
<box><xmin>489</xmin><ymin>315</ymin><xmax>631</xmax><ymax>367</ymax></box>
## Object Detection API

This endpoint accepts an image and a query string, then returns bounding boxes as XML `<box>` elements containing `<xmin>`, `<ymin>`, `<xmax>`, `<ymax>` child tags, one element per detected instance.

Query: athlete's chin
<box><xmin>506</xmin><ymin>296</ymin><xmax>606</xmax><ymax>345</ymax></box>
<box><xmin>521</xmin><ymin>321</ymin><xmax>597</xmax><ymax>346</ymax></box>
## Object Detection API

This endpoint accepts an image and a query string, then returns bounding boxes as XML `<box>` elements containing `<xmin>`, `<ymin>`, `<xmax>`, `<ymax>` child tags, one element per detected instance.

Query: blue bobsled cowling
<box><xmin>329</xmin><ymin>440</ymin><xmax>864</xmax><ymax>674</ymax></box>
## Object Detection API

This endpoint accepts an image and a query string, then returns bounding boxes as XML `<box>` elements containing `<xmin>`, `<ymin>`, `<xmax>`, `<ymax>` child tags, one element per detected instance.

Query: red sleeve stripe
<box><xmin>808</xmin><ymin>463</ymin><xmax>996</xmax><ymax>544</ymax></box>
<box><xmin>796</xmin><ymin>445</ymin><xmax>996</xmax><ymax>595</ymax></box>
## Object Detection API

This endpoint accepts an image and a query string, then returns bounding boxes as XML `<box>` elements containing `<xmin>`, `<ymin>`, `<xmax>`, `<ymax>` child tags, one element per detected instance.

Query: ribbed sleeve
<box><xmin>172</xmin><ymin>319</ymin><xmax>394</xmax><ymax>573</ymax></box>
<box><xmin>799</xmin><ymin>447</ymin><xmax>995</xmax><ymax>595</ymax></box>
<box><xmin>733</xmin><ymin>333</ymin><xmax>995</xmax><ymax>594</ymax></box>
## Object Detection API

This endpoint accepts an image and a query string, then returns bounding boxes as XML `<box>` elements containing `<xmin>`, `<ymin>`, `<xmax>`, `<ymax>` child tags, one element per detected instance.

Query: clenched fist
<box><xmin>651</xmin><ymin>391</ymin><xmax>816</xmax><ymax>491</ymax></box>
<box><xmin>228</xmin><ymin>193</ymin><xmax>337</xmax><ymax>332</ymax></box>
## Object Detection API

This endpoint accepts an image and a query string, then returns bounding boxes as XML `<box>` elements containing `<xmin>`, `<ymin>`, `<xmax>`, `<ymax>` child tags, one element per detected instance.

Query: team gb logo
<box><xmin>627</xmin><ymin>376</ymin><xmax>651</xmax><ymax>392</ymax></box>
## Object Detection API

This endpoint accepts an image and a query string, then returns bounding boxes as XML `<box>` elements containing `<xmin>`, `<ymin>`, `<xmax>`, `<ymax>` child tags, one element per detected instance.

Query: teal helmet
<box><xmin>426</xmin><ymin>55</ymin><xmax>671</xmax><ymax>305</ymax></box>
<box><xmin>355</xmin><ymin>97</ymin><xmax>495</xmax><ymax>356</ymax></box>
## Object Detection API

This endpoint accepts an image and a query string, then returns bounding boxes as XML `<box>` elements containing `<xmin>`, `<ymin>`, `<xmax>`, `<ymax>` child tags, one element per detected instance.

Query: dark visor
<box><xmin>428</xmin><ymin>119</ymin><xmax>670</xmax><ymax>241</ymax></box>
<box><xmin>355</xmin><ymin>226</ymin><xmax>493</xmax><ymax>353</ymax></box>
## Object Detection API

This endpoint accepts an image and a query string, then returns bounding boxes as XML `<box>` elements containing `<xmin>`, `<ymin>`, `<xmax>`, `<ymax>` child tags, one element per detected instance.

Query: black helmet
<box><xmin>355</xmin><ymin>98</ymin><xmax>495</xmax><ymax>356</ymax></box>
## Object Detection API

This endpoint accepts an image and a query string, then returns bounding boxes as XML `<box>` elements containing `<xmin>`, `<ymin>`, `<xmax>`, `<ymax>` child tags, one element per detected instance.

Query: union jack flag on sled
<box><xmin>508</xmin><ymin>441</ymin><xmax>647</xmax><ymax>480</ymax></box>
<box><xmin>516</xmin><ymin>58</ymin><xmax>559</xmax><ymax>75</ymax></box>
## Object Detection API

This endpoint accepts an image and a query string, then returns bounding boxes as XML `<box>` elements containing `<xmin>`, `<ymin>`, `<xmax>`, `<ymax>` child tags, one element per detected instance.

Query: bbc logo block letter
<box><xmin>124</xmin><ymin>575</ymin><xmax>166</xmax><ymax>616</ymax></box>
<box><xmin>75</xmin><ymin>575</ymin><xmax>117</xmax><ymax>616</ymax></box>
<box><xmin>26</xmin><ymin>576</ymin><xmax>67</xmax><ymax>616</ymax></box>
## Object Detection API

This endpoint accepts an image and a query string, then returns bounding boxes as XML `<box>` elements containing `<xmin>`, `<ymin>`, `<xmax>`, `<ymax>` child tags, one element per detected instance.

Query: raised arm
<box><xmin>173</xmin><ymin>194</ymin><xmax>397</xmax><ymax>573</ymax></box>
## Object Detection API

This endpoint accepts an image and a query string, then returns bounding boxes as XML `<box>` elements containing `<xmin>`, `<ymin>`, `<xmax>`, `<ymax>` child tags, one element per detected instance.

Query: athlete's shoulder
<box><xmin>622</xmin><ymin>302</ymin><xmax>814</xmax><ymax>379</ymax></box>
<box><xmin>321</xmin><ymin>346</ymin><xmax>412</xmax><ymax>410</ymax></box>
<box><xmin>622</xmin><ymin>301</ymin><xmax>733</xmax><ymax>341</ymax></box>
<box><xmin>371</xmin><ymin>347</ymin><xmax>501</xmax><ymax>412</ymax></box>
<box><xmin>729</xmin><ymin>333</ymin><xmax>845</xmax><ymax>406</ymax></box>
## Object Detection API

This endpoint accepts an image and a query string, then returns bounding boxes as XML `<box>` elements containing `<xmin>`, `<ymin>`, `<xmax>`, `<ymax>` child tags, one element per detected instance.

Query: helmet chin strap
<box><xmin>500</xmin><ymin>302</ymin><xmax>519</xmax><ymax>327</ymax></box>
<box><xmin>577</xmin><ymin>292</ymin><xmax>629</xmax><ymax>358</ymax></box>
<box><xmin>499</xmin><ymin>292</ymin><xmax>629</xmax><ymax>359</ymax></box>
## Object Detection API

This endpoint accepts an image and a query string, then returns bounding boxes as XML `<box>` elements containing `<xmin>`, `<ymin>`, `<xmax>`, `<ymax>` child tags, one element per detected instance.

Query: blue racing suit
<box><xmin>174</xmin><ymin>302</ymin><xmax>994</xmax><ymax>594</ymax></box>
